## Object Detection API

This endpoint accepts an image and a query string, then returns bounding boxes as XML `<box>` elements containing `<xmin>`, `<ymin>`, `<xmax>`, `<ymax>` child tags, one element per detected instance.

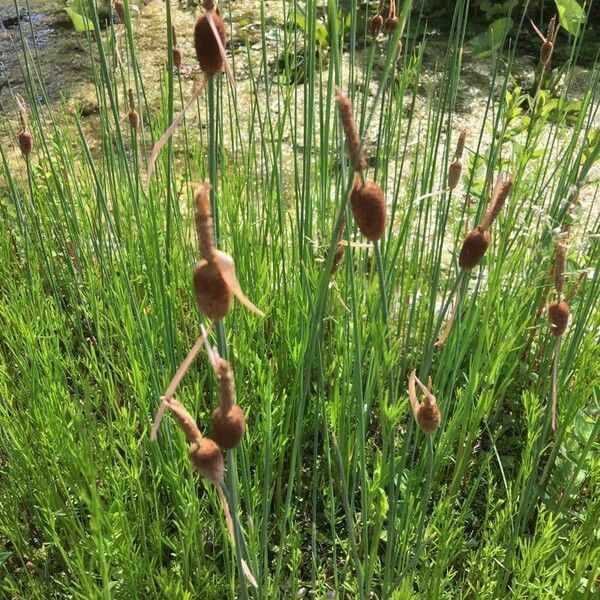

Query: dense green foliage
<box><xmin>1</xmin><ymin>0</ymin><xmax>599</xmax><ymax>598</ymax></box>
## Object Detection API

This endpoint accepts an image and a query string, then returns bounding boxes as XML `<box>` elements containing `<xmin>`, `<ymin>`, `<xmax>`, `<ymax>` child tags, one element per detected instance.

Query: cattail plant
<box><xmin>150</xmin><ymin>181</ymin><xmax>262</xmax><ymax>440</ymax></box>
<box><xmin>548</xmin><ymin>236</ymin><xmax>569</xmax><ymax>432</ymax></box>
<box><xmin>434</xmin><ymin>173</ymin><xmax>513</xmax><ymax>349</ymax></box>
<box><xmin>193</xmin><ymin>181</ymin><xmax>263</xmax><ymax>319</ymax></box>
<box><xmin>147</xmin><ymin>0</ymin><xmax>233</xmax><ymax>182</ymax></box>
<box><xmin>172</xmin><ymin>25</ymin><xmax>182</xmax><ymax>70</ymax></box>
<box><xmin>447</xmin><ymin>128</ymin><xmax>467</xmax><ymax>191</ymax></box>
<box><xmin>127</xmin><ymin>88</ymin><xmax>139</xmax><ymax>130</ymax></box>
<box><xmin>335</xmin><ymin>89</ymin><xmax>386</xmax><ymax>242</ymax></box>
<box><xmin>384</xmin><ymin>0</ymin><xmax>398</xmax><ymax>34</ymax></box>
<box><xmin>371</xmin><ymin>14</ymin><xmax>384</xmax><ymax>37</ymax></box>
<box><xmin>16</xmin><ymin>95</ymin><xmax>33</xmax><ymax>158</ymax></box>
<box><xmin>408</xmin><ymin>370</ymin><xmax>441</xmax><ymax>434</ymax></box>
<box><xmin>531</xmin><ymin>16</ymin><xmax>556</xmax><ymax>71</ymax></box>
<box><xmin>458</xmin><ymin>173</ymin><xmax>513</xmax><ymax>270</ymax></box>
<box><xmin>202</xmin><ymin>332</ymin><xmax>245</xmax><ymax>450</ymax></box>
<box><xmin>349</xmin><ymin>176</ymin><xmax>386</xmax><ymax>241</ymax></box>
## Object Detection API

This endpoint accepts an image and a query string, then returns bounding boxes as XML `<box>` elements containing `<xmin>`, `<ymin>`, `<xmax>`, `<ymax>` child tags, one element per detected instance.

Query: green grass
<box><xmin>1</xmin><ymin>0</ymin><xmax>599</xmax><ymax>597</ymax></box>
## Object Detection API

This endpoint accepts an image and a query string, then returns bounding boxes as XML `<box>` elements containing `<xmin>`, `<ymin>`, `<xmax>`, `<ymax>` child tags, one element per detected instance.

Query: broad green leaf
<box><xmin>64</xmin><ymin>7</ymin><xmax>94</xmax><ymax>32</ymax></box>
<box><xmin>470</xmin><ymin>17</ymin><xmax>513</xmax><ymax>59</ymax></box>
<box><xmin>554</xmin><ymin>0</ymin><xmax>586</xmax><ymax>36</ymax></box>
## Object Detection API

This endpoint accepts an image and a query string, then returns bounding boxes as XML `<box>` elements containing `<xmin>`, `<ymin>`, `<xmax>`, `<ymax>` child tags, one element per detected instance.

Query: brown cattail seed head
<box><xmin>455</xmin><ymin>128</ymin><xmax>467</xmax><ymax>160</ymax></box>
<box><xmin>128</xmin><ymin>109</ymin><xmax>139</xmax><ymax>129</ymax></box>
<box><xmin>173</xmin><ymin>47</ymin><xmax>182</xmax><ymax>69</ymax></box>
<box><xmin>189</xmin><ymin>437</ymin><xmax>224</xmax><ymax>482</ymax></box>
<box><xmin>459</xmin><ymin>227</ymin><xmax>490</xmax><ymax>270</ymax></box>
<box><xmin>547</xmin><ymin>16</ymin><xmax>556</xmax><ymax>42</ymax></box>
<box><xmin>215</xmin><ymin>357</ymin><xmax>234</xmax><ymax>409</ymax></box>
<box><xmin>194</xmin><ymin>13</ymin><xmax>226</xmax><ymax>75</ymax></box>
<box><xmin>383</xmin><ymin>15</ymin><xmax>398</xmax><ymax>33</ymax></box>
<box><xmin>194</xmin><ymin>184</ymin><xmax>216</xmax><ymax>263</ymax></box>
<box><xmin>447</xmin><ymin>160</ymin><xmax>462</xmax><ymax>190</ymax></box>
<box><xmin>480</xmin><ymin>175</ymin><xmax>514</xmax><ymax>231</ymax></box>
<box><xmin>548</xmin><ymin>300</ymin><xmax>569</xmax><ymax>336</ymax></box>
<box><xmin>212</xmin><ymin>404</ymin><xmax>245</xmax><ymax>450</ymax></box>
<box><xmin>349</xmin><ymin>178</ymin><xmax>386</xmax><ymax>241</ymax></box>
<box><xmin>540</xmin><ymin>41</ymin><xmax>553</xmax><ymax>68</ymax></box>
<box><xmin>127</xmin><ymin>87</ymin><xmax>135</xmax><ymax>111</ymax></box>
<box><xmin>114</xmin><ymin>0</ymin><xmax>126</xmax><ymax>23</ymax></box>
<box><xmin>371</xmin><ymin>14</ymin><xmax>384</xmax><ymax>36</ymax></box>
<box><xmin>193</xmin><ymin>260</ymin><xmax>233</xmax><ymax>321</ymax></box>
<box><xmin>416</xmin><ymin>402</ymin><xmax>441</xmax><ymax>434</ymax></box>
<box><xmin>18</xmin><ymin>131</ymin><xmax>32</xmax><ymax>157</ymax></box>
<box><xmin>335</xmin><ymin>89</ymin><xmax>366</xmax><ymax>172</ymax></box>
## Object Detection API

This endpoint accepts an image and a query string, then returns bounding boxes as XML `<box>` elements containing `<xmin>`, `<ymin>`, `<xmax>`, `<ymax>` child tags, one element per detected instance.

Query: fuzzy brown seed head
<box><xmin>128</xmin><ymin>109</ymin><xmax>139</xmax><ymax>130</ymax></box>
<box><xmin>194</xmin><ymin>184</ymin><xmax>216</xmax><ymax>263</ymax></box>
<box><xmin>349</xmin><ymin>178</ymin><xmax>386</xmax><ymax>241</ymax></box>
<box><xmin>447</xmin><ymin>160</ymin><xmax>462</xmax><ymax>191</ymax></box>
<box><xmin>416</xmin><ymin>401</ymin><xmax>441</xmax><ymax>434</ymax></box>
<box><xmin>459</xmin><ymin>228</ymin><xmax>490</xmax><ymax>270</ymax></box>
<box><xmin>127</xmin><ymin>87</ymin><xmax>135</xmax><ymax>111</ymax></box>
<box><xmin>194</xmin><ymin>13</ymin><xmax>226</xmax><ymax>75</ymax></box>
<box><xmin>114</xmin><ymin>0</ymin><xmax>126</xmax><ymax>23</ymax></box>
<box><xmin>212</xmin><ymin>403</ymin><xmax>245</xmax><ymax>449</ymax></box>
<box><xmin>215</xmin><ymin>357</ymin><xmax>235</xmax><ymax>410</ymax></box>
<box><xmin>480</xmin><ymin>175</ymin><xmax>514</xmax><ymax>231</ymax></box>
<box><xmin>18</xmin><ymin>131</ymin><xmax>32</xmax><ymax>157</ymax></box>
<box><xmin>455</xmin><ymin>128</ymin><xmax>467</xmax><ymax>160</ymax></box>
<box><xmin>189</xmin><ymin>437</ymin><xmax>224</xmax><ymax>482</ymax></box>
<box><xmin>383</xmin><ymin>15</ymin><xmax>398</xmax><ymax>33</ymax></box>
<box><xmin>540</xmin><ymin>41</ymin><xmax>553</xmax><ymax>68</ymax></box>
<box><xmin>371</xmin><ymin>14</ymin><xmax>384</xmax><ymax>36</ymax></box>
<box><xmin>171</xmin><ymin>25</ymin><xmax>178</xmax><ymax>48</ymax></box>
<box><xmin>548</xmin><ymin>300</ymin><xmax>569</xmax><ymax>336</ymax></box>
<box><xmin>173</xmin><ymin>47</ymin><xmax>182</xmax><ymax>69</ymax></box>
<box><xmin>547</xmin><ymin>16</ymin><xmax>556</xmax><ymax>42</ymax></box>
<box><xmin>335</xmin><ymin>89</ymin><xmax>366</xmax><ymax>172</ymax></box>
<box><xmin>193</xmin><ymin>260</ymin><xmax>233</xmax><ymax>321</ymax></box>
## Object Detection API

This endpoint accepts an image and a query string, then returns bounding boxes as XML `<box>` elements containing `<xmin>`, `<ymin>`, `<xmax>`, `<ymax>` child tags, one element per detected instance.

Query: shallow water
<box><xmin>1</xmin><ymin>0</ymin><xmax>598</xmax><ymax>219</ymax></box>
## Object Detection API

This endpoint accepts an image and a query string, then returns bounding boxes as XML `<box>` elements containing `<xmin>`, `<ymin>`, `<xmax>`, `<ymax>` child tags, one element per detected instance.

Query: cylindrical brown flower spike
<box><xmin>114</xmin><ymin>0</ymin><xmax>126</xmax><ymax>23</ymax></box>
<box><xmin>211</xmin><ymin>357</ymin><xmax>245</xmax><ymax>449</ymax></box>
<box><xmin>458</xmin><ymin>228</ymin><xmax>490</xmax><ymax>270</ymax></box>
<box><xmin>455</xmin><ymin>128</ymin><xmax>467</xmax><ymax>160</ymax></box>
<box><xmin>458</xmin><ymin>173</ymin><xmax>513</xmax><ymax>270</ymax></box>
<box><xmin>548</xmin><ymin>300</ymin><xmax>569</xmax><ymax>336</ymax></box>
<box><xmin>383</xmin><ymin>0</ymin><xmax>398</xmax><ymax>33</ymax></box>
<box><xmin>16</xmin><ymin>95</ymin><xmax>32</xmax><ymax>157</ymax></box>
<box><xmin>18</xmin><ymin>131</ymin><xmax>33</xmax><ymax>157</ymax></box>
<box><xmin>171</xmin><ymin>26</ymin><xmax>182</xmax><ymax>69</ymax></box>
<box><xmin>194</xmin><ymin>8</ymin><xmax>226</xmax><ymax>75</ymax></box>
<box><xmin>349</xmin><ymin>176</ymin><xmax>386</xmax><ymax>241</ymax></box>
<box><xmin>335</xmin><ymin>88</ymin><xmax>367</xmax><ymax>173</ymax></box>
<box><xmin>189</xmin><ymin>437</ymin><xmax>225</xmax><ymax>483</ymax></box>
<box><xmin>127</xmin><ymin>88</ymin><xmax>139</xmax><ymax>130</ymax></box>
<box><xmin>371</xmin><ymin>14</ymin><xmax>384</xmax><ymax>37</ymax></box>
<box><xmin>554</xmin><ymin>239</ymin><xmax>567</xmax><ymax>296</ymax></box>
<box><xmin>194</xmin><ymin>182</ymin><xmax>216</xmax><ymax>264</ymax></box>
<box><xmin>447</xmin><ymin>161</ymin><xmax>462</xmax><ymax>191</ymax></box>
<box><xmin>193</xmin><ymin>261</ymin><xmax>233</xmax><ymax>320</ymax></box>
<box><xmin>408</xmin><ymin>371</ymin><xmax>441</xmax><ymax>434</ymax></box>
